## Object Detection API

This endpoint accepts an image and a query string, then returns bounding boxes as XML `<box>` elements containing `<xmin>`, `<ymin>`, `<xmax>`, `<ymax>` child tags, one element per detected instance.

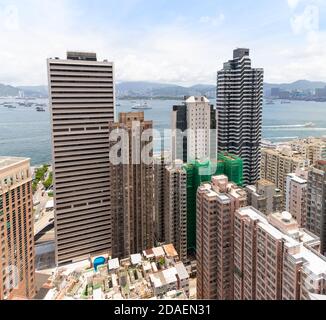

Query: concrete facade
<box><xmin>246</xmin><ymin>179</ymin><xmax>283</xmax><ymax>215</ymax></box>
<box><xmin>0</xmin><ymin>157</ymin><xmax>35</xmax><ymax>299</ymax></box>
<box><xmin>48</xmin><ymin>51</ymin><xmax>115</xmax><ymax>265</ymax></box>
<box><xmin>306</xmin><ymin>161</ymin><xmax>326</xmax><ymax>255</ymax></box>
<box><xmin>196</xmin><ymin>175</ymin><xmax>247</xmax><ymax>300</ymax></box>
<box><xmin>109</xmin><ymin>112</ymin><xmax>154</xmax><ymax>259</ymax></box>
<box><xmin>164</xmin><ymin>161</ymin><xmax>187</xmax><ymax>263</ymax></box>
<box><xmin>286</xmin><ymin>169</ymin><xmax>308</xmax><ymax>227</ymax></box>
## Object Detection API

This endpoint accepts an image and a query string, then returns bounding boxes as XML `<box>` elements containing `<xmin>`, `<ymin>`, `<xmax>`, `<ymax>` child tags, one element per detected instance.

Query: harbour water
<box><xmin>0</xmin><ymin>98</ymin><xmax>325</xmax><ymax>165</ymax></box>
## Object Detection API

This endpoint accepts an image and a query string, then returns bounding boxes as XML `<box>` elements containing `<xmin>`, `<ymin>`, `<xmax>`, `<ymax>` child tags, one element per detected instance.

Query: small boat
<box><xmin>3</xmin><ymin>104</ymin><xmax>16</xmax><ymax>108</ymax></box>
<box><xmin>265</xmin><ymin>100</ymin><xmax>275</xmax><ymax>105</ymax></box>
<box><xmin>131</xmin><ymin>102</ymin><xmax>152</xmax><ymax>110</ymax></box>
<box><xmin>281</xmin><ymin>100</ymin><xmax>291</xmax><ymax>104</ymax></box>
<box><xmin>116</xmin><ymin>103</ymin><xmax>121</xmax><ymax>107</ymax></box>
<box><xmin>261</xmin><ymin>139</ymin><xmax>277</xmax><ymax>149</ymax></box>
<box><xmin>36</xmin><ymin>107</ymin><xmax>46</xmax><ymax>112</ymax></box>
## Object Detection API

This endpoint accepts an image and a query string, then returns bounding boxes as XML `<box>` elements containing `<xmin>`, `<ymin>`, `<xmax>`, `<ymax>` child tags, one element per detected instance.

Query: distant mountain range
<box><xmin>0</xmin><ymin>83</ymin><xmax>48</xmax><ymax>98</ymax></box>
<box><xmin>18</xmin><ymin>85</ymin><xmax>48</xmax><ymax>97</ymax></box>
<box><xmin>1</xmin><ymin>80</ymin><xmax>325</xmax><ymax>99</ymax></box>
<box><xmin>264</xmin><ymin>80</ymin><xmax>326</xmax><ymax>95</ymax></box>
<box><xmin>120</xmin><ymin>80</ymin><xmax>326</xmax><ymax>98</ymax></box>
<box><xmin>116</xmin><ymin>81</ymin><xmax>216</xmax><ymax>98</ymax></box>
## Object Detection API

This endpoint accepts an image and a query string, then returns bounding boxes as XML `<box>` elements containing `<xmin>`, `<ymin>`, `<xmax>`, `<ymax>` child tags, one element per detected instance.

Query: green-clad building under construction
<box><xmin>183</xmin><ymin>153</ymin><xmax>243</xmax><ymax>253</ymax></box>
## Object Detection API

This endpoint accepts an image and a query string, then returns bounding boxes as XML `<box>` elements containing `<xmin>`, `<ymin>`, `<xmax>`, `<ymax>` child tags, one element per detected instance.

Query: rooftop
<box><xmin>269</xmin><ymin>211</ymin><xmax>298</xmax><ymax>227</ymax></box>
<box><xmin>108</xmin><ymin>258</ymin><xmax>120</xmax><ymax>271</ymax></box>
<box><xmin>163</xmin><ymin>244</ymin><xmax>178</xmax><ymax>258</ymax></box>
<box><xmin>185</xmin><ymin>96</ymin><xmax>210</xmax><ymax>104</ymax></box>
<box><xmin>233</xmin><ymin>48</ymin><xmax>250</xmax><ymax>59</ymax></box>
<box><xmin>216</xmin><ymin>194</ymin><xmax>231</xmax><ymax>203</ymax></box>
<box><xmin>162</xmin><ymin>268</ymin><xmax>178</xmax><ymax>285</ymax></box>
<box><xmin>287</xmin><ymin>173</ymin><xmax>307</xmax><ymax>184</ymax></box>
<box><xmin>0</xmin><ymin>156</ymin><xmax>30</xmax><ymax>170</ymax></box>
<box><xmin>43</xmin><ymin>244</ymin><xmax>190</xmax><ymax>301</ymax></box>
<box><xmin>130</xmin><ymin>254</ymin><xmax>142</xmax><ymax>266</ymax></box>
<box><xmin>175</xmin><ymin>263</ymin><xmax>189</xmax><ymax>280</ymax></box>
<box><xmin>258</xmin><ymin>221</ymin><xmax>289</xmax><ymax>241</ymax></box>
<box><xmin>257</xmin><ymin>179</ymin><xmax>276</xmax><ymax>187</ymax></box>
<box><xmin>67</xmin><ymin>51</ymin><xmax>97</xmax><ymax>61</ymax></box>
<box><xmin>293</xmin><ymin>246</ymin><xmax>326</xmax><ymax>276</ymax></box>
<box><xmin>262</xmin><ymin>147</ymin><xmax>308</xmax><ymax>161</ymax></box>
<box><xmin>153</xmin><ymin>247</ymin><xmax>165</xmax><ymax>258</ymax></box>
<box><xmin>237</xmin><ymin>206</ymin><xmax>268</xmax><ymax>224</ymax></box>
<box><xmin>45</xmin><ymin>200</ymin><xmax>54</xmax><ymax>209</ymax></box>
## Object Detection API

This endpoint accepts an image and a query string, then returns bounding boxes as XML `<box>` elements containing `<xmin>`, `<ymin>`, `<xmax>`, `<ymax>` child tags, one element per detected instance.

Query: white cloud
<box><xmin>0</xmin><ymin>1</ymin><xmax>231</xmax><ymax>86</ymax></box>
<box><xmin>290</xmin><ymin>4</ymin><xmax>319</xmax><ymax>34</ymax></box>
<box><xmin>199</xmin><ymin>13</ymin><xmax>225</xmax><ymax>27</ymax></box>
<box><xmin>0</xmin><ymin>0</ymin><xmax>326</xmax><ymax>86</ymax></box>
<box><xmin>1</xmin><ymin>4</ymin><xmax>20</xmax><ymax>31</ymax></box>
<box><xmin>112</xmin><ymin>23</ymin><xmax>230</xmax><ymax>85</ymax></box>
<box><xmin>287</xmin><ymin>0</ymin><xmax>301</xmax><ymax>9</ymax></box>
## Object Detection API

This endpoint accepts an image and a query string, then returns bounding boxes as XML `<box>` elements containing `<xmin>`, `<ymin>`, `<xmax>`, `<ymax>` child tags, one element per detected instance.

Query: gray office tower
<box><xmin>217</xmin><ymin>48</ymin><xmax>264</xmax><ymax>186</ymax></box>
<box><xmin>47</xmin><ymin>52</ymin><xmax>115</xmax><ymax>266</ymax></box>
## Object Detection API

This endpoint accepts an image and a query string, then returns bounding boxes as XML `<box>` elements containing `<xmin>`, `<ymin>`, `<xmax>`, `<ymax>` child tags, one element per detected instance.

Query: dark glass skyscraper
<box><xmin>217</xmin><ymin>48</ymin><xmax>264</xmax><ymax>186</ymax></box>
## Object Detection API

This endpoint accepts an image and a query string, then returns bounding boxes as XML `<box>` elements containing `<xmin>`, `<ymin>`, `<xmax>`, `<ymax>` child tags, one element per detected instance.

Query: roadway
<box><xmin>33</xmin><ymin>181</ymin><xmax>54</xmax><ymax>236</ymax></box>
<box><xmin>34</xmin><ymin>209</ymin><xmax>54</xmax><ymax>236</ymax></box>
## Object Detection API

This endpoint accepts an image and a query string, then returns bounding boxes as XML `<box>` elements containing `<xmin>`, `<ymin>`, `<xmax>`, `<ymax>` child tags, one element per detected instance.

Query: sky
<box><xmin>0</xmin><ymin>0</ymin><xmax>326</xmax><ymax>86</ymax></box>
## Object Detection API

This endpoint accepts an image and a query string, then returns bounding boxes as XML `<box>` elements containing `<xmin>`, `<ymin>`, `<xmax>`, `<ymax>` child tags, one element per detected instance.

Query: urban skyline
<box><xmin>1</xmin><ymin>1</ymin><xmax>326</xmax><ymax>304</ymax></box>
<box><xmin>0</xmin><ymin>45</ymin><xmax>325</xmax><ymax>301</ymax></box>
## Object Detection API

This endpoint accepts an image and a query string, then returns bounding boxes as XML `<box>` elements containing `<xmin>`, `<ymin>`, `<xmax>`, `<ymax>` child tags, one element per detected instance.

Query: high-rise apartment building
<box><xmin>290</xmin><ymin>137</ymin><xmax>326</xmax><ymax>164</ymax></box>
<box><xmin>234</xmin><ymin>207</ymin><xmax>325</xmax><ymax>300</ymax></box>
<box><xmin>286</xmin><ymin>169</ymin><xmax>308</xmax><ymax>227</ymax></box>
<box><xmin>196</xmin><ymin>175</ymin><xmax>247</xmax><ymax>300</ymax></box>
<box><xmin>184</xmin><ymin>153</ymin><xmax>243</xmax><ymax>252</ymax></box>
<box><xmin>261</xmin><ymin>147</ymin><xmax>309</xmax><ymax>196</ymax></box>
<box><xmin>48</xmin><ymin>51</ymin><xmax>115</xmax><ymax>266</ymax></box>
<box><xmin>172</xmin><ymin>96</ymin><xmax>217</xmax><ymax>163</ymax></box>
<box><xmin>164</xmin><ymin>161</ymin><xmax>187</xmax><ymax>262</ymax></box>
<box><xmin>306</xmin><ymin>161</ymin><xmax>326</xmax><ymax>255</ymax></box>
<box><xmin>217</xmin><ymin>48</ymin><xmax>264</xmax><ymax>186</ymax></box>
<box><xmin>245</xmin><ymin>179</ymin><xmax>283</xmax><ymax>216</ymax></box>
<box><xmin>154</xmin><ymin>154</ymin><xmax>167</xmax><ymax>244</ymax></box>
<box><xmin>0</xmin><ymin>157</ymin><xmax>35</xmax><ymax>300</ymax></box>
<box><xmin>109</xmin><ymin>112</ymin><xmax>154</xmax><ymax>259</ymax></box>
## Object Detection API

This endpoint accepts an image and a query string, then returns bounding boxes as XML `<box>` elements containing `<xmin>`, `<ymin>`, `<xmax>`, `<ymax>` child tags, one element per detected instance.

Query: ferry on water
<box><xmin>3</xmin><ymin>103</ymin><xmax>16</xmax><ymax>108</ymax></box>
<box><xmin>131</xmin><ymin>102</ymin><xmax>152</xmax><ymax>110</ymax></box>
<box><xmin>265</xmin><ymin>99</ymin><xmax>275</xmax><ymax>105</ymax></box>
